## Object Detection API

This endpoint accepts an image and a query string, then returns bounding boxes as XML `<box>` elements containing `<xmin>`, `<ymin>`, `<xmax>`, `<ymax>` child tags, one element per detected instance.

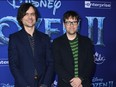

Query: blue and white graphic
<box><xmin>0</xmin><ymin>0</ymin><xmax>116</xmax><ymax>87</ymax></box>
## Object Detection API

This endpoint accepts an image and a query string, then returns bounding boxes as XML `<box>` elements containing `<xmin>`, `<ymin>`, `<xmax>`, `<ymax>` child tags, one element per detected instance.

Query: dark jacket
<box><xmin>52</xmin><ymin>33</ymin><xmax>95</xmax><ymax>87</ymax></box>
<box><xmin>8</xmin><ymin>29</ymin><xmax>54</xmax><ymax>87</ymax></box>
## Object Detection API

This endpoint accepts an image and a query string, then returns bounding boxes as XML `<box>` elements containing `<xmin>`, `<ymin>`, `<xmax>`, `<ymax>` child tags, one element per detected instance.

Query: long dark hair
<box><xmin>17</xmin><ymin>3</ymin><xmax>39</xmax><ymax>28</ymax></box>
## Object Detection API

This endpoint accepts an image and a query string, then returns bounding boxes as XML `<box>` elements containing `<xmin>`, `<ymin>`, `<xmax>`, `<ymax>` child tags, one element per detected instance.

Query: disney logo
<box><xmin>7</xmin><ymin>0</ymin><xmax>61</xmax><ymax>15</ymax></box>
<box><xmin>92</xmin><ymin>77</ymin><xmax>103</xmax><ymax>82</ymax></box>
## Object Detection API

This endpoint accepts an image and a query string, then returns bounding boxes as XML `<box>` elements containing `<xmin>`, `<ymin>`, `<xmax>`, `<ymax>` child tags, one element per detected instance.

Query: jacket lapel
<box><xmin>33</xmin><ymin>30</ymin><xmax>42</xmax><ymax>56</ymax></box>
<box><xmin>62</xmin><ymin>34</ymin><xmax>74</xmax><ymax>60</ymax></box>
<box><xmin>20</xmin><ymin>29</ymin><xmax>33</xmax><ymax>58</ymax></box>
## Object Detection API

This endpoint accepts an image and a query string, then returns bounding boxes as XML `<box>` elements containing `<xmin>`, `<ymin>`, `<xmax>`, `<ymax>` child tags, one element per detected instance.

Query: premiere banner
<box><xmin>0</xmin><ymin>0</ymin><xmax>115</xmax><ymax>87</ymax></box>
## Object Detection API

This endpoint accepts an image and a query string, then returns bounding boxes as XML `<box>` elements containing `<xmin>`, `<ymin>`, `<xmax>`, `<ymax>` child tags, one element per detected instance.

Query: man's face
<box><xmin>64</xmin><ymin>17</ymin><xmax>78</xmax><ymax>35</ymax></box>
<box><xmin>21</xmin><ymin>6</ymin><xmax>36</xmax><ymax>29</ymax></box>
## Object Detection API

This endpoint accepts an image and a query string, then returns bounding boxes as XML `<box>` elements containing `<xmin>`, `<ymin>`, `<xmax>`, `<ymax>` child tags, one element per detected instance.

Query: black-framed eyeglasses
<box><xmin>65</xmin><ymin>21</ymin><xmax>78</xmax><ymax>26</ymax></box>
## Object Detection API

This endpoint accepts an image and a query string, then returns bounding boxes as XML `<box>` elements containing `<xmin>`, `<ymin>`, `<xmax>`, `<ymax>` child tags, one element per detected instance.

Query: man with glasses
<box><xmin>52</xmin><ymin>10</ymin><xmax>95</xmax><ymax>87</ymax></box>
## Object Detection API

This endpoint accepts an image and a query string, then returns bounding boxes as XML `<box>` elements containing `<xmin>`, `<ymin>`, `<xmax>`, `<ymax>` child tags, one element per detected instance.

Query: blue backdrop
<box><xmin>0</xmin><ymin>0</ymin><xmax>116</xmax><ymax>87</ymax></box>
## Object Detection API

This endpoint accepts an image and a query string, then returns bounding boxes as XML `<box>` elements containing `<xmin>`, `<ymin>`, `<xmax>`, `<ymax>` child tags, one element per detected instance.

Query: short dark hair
<box><xmin>63</xmin><ymin>10</ymin><xmax>80</xmax><ymax>23</ymax></box>
<box><xmin>17</xmin><ymin>3</ymin><xmax>39</xmax><ymax>28</ymax></box>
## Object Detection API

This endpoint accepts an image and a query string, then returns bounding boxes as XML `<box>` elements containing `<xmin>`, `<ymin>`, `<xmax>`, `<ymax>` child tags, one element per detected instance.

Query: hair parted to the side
<box><xmin>17</xmin><ymin>3</ymin><xmax>39</xmax><ymax>28</ymax></box>
<box><xmin>63</xmin><ymin>10</ymin><xmax>80</xmax><ymax>23</ymax></box>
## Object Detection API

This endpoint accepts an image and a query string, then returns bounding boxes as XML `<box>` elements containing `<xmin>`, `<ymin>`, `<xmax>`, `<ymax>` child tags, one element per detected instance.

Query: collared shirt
<box><xmin>28</xmin><ymin>33</ymin><xmax>35</xmax><ymax>56</ymax></box>
<box><xmin>27</xmin><ymin>31</ymin><xmax>38</xmax><ymax>77</ymax></box>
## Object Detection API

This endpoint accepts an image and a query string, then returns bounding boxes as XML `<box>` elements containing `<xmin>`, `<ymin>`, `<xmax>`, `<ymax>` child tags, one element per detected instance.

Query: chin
<box><xmin>69</xmin><ymin>32</ymin><xmax>76</xmax><ymax>35</ymax></box>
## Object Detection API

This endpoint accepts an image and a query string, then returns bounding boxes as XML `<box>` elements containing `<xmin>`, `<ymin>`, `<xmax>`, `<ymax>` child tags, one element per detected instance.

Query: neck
<box><xmin>24</xmin><ymin>27</ymin><xmax>35</xmax><ymax>36</ymax></box>
<box><xmin>66</xmin><ymin>33</ymin><xmax>77</xmax><ymax>40</ymax></box>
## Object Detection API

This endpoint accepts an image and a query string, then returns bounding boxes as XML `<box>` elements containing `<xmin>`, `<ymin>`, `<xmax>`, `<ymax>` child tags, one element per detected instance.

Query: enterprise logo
<box><xmin>85</xmin><ymin>1</ymin><xmax>111</xmax><ymax>9</ymax></box>
<box><xmin>0</xmin><ymin>59</ymin><xmax>9</xmax><ymax>66</ymax></box>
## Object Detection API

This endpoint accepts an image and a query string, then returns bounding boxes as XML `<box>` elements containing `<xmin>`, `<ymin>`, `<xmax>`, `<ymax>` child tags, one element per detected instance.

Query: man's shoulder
<box><xmin>79</xmin><ymin>34</ymin><xmax>90</xmax><ymax>41</ymax></box>
<box><xmin>36</xmin><ymin>30</ymin><xmax>49</xmax><ymax>39</ymax></box>
<box><xmin>78</xmin><ymin>34</ymin><xmax>93</xmax><ymax>45</ymax></box>
<box><xmin>9</xmin><ymin>30</ymin><xmax>22</xmax><ymax>37</ymax></box>
<box><xmin>36</xmin><ymin>30</ymin><xmax>48</xmax><ymax>36</ymax></box>
<box><xmin>53</xmin><ymin>34</ymin><xmax>65</xmax><ymax>42</ymax></box>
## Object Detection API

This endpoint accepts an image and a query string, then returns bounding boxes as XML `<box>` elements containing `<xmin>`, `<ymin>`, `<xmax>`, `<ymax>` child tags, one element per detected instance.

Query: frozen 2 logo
<box><xmin>0</xmin><ymin>16</ymin><xmax>20</xmax><ymax>45</ymax></box>
<box><xmin>7</xmin><ymin>0</ymin><xmax>61</xmax><ymax>15</ymax></box>
<box><xmin>0</xmin><ymin>16</ymin><xmax>106</xmax><ymax>45</ymax></box>
<box><xmin>92</xmin><ymin>77</ymin><xmax>114</xmax><ymax>87</ymax></box>
<box><xmin>86</xmin><ymin>16</ymin><xmax>105</xmax><ymax>46</ymax></box>
<box><xmin>0</xmin><ymin>16</ymin><xmax>60</xmax><ymax>45</ymax></box>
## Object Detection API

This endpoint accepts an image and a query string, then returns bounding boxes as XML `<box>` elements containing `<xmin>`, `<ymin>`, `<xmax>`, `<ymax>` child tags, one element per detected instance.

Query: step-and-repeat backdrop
<box><xmin>0</xmin><ymin>0</ymin><xmax>115</xmax><ymax>87</ymax></box>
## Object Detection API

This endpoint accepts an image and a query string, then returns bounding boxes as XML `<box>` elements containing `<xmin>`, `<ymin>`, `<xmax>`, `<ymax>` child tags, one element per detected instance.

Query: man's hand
<box><xmin>79</xmin><ymin>84</ymin><xmax>83</xmax><ymax>87</ymax></box>
<box><xmin>40</xmin><ymin>84</ymin><xmax>47</xmax><ymax>87</ymax></box>
<box><xmin>70</xmin><ymin>77</ymin><xmax>82</xmax><ymax>87</ymax></box>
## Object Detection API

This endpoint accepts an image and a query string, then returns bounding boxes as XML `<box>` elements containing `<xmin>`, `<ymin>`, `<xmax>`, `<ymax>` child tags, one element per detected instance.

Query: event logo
<box><xmin>94</xmin><ymin>52</ymin><xmax>105</xmax><ymax>65</ymax></box>
<box><xmin>86</xmin><ymin>16</ymin><xmax>105</xmax><ymax>46</ymax></box>
<box><xmin>0</xmin><ymin>16</ymin><xmax>60</xmax><ymax>45</ymax></box>
<box><xmin>7</xmin><ymin>0</ymin><xmax>61</xmax><ymax>15</ymax></box>
<box><xmin>0</xmin><ymin>83</ymin><xmax>14</xmax><ymax>87</ymax></box>
<box><xmin>85</xmin><ymin>1</ymin><xmax>111</xmax><ymax>9</ymax></box>
<box><xmin>0</xmin><ymin>59</ymin><xmax>9</xmax><ymax>66</ymax></box>
<box><xmin>92</xmin><ymin>77</ymin><xmax>114</xmax><ymax>87</ymax></box>
<box><xmin>0</xmin><ymin>16</ymin><xmax>20</xmax><ymax>45</ymax></box>
<box><xmin>0</xmin><ymin>16</ymin><xmax>106</xmax><ymax>46</ymax></box>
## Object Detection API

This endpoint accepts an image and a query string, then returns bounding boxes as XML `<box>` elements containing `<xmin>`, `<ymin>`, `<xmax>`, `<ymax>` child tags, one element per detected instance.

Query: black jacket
<box><xmin>52</xmin><ymin>33</ymin><xmax>95</xmax><ymax>87</ymax></box>
<box><xmin>8</xmin><ymin>29</ymin><xmax>54</xmax><ymax>87</ymax></box>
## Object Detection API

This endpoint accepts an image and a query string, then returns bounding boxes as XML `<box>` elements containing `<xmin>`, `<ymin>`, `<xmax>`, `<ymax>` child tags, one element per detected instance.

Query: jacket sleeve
<box><xmin>52</xmin><ymin>40</ymin><xmax>73</xmax><ymax>84</ymax></box>
<box><xmin>43</xmin><ymin>36</ymin><xmax>54</xmax><ymax>86</ymax></box>
<box><xmin>79</xmin><ymin>38</ymin><xmax>96</xmax><ymax>85</ymax></box>
<box><xmin>8</xmin><ymin>34</ymin><xmax>29</xmax><ymax>87</ymax></box>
